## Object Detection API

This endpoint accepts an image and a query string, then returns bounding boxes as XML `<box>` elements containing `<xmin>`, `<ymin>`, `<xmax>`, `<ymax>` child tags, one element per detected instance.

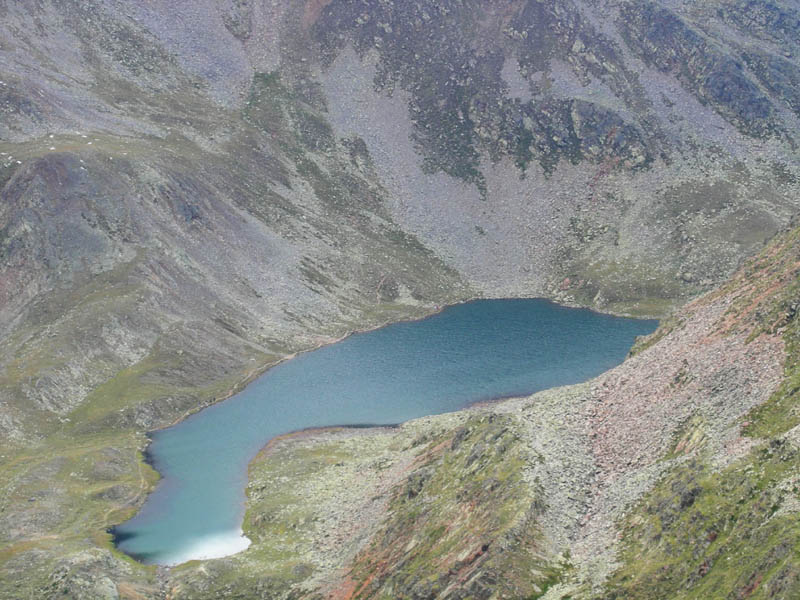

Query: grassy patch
<box><xmin>346</xmin><ymin>415</ymin><xmax>558</xmax><ymax>599</ymax></box>
<box><xmin>718</xmin><ymin>226</ymin><xmax>800</xmax><ymax>438</ymax></box>
<box><xmin>629</xmin><ymin>314</ymin><xmax>685</xmax><ymax>356</ymax></box>
<box><xmin>606</xmin><ymin>444</ymin><xmax>800</xmax><ymax>599</ymax></box>
<box><xmin>606</xmin><ymin>225</ymin><xmax>800</xmax><ymax>599</ymax></box>
<box><xmin>564</xmin><ymin>256</ymin><xmax>683</xmax><ymax>317</ymax></box>
<box><xmin>0</xmin><ymin>429</ymin><xmax>160</xmax><ymax>598</ymax></box>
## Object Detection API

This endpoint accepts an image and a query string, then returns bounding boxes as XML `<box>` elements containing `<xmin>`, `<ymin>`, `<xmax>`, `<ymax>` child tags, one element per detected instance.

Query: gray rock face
<box><xmin>0</xmin><ymin>1</ymin><xmax>800</xmax><ymax>597</ymax></box>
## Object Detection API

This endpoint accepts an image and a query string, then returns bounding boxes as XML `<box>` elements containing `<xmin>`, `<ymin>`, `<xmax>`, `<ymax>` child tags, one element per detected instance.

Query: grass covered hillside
<box><xmin>1</xmin><ymin>0</ymin><xmax>800</xmax><ymax>598</ymax></box>
<box><xmin>155</xmin><ymin>226</ymin><xmax>798</xmax><ymax>599</ymax></box>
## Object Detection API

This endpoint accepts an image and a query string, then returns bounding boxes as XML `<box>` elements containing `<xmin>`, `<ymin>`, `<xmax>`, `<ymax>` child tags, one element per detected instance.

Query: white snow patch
<box><xmin>161</xmin><ymin>530</ymin><xmax>251</xmax><ymax>566</ymax></box>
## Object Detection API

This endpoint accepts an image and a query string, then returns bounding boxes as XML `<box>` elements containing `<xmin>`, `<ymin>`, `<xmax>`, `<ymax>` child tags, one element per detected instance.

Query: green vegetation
<box><xmin>169</xmin><ymin>443</ymin><xmax>353</xmax><ymax>595</ymax></box>
<box><xmin>313</xmin><ymin>0</ymin><xmax>650</xmax><ymax>192</ymax></box>
<box><xmin>346</xmin><ymin>415</ymin><xmax>558</xmax><ymax>599</ymax></box>
<box><xmin>3</xmin><ymin>2</ymin><xmax>800</xmax><ymax>598</ymax></box>
<box><xmin>0</xmin><ymin>429</ymin><xmax>161</xmax><ymax>599</ymax></box>
<box><xmin>605</xmin><ymin>448</ymin><xmax>800</xmax><ymax>599</ymax></box>
<box><xmin>606</xmin><ymin>225</ymin><xmax>800</xmax><ymax>599</ymax></box>
<box><xmin>563</xmin><ymin>256</ymin><xmax>684</xmax><ymax>317</ymax></box>
<box><xmin>245</xmin><ymin>72</ymin><xmax>334</xmax><ymax>158</ymax></box>
<box><xmin>739</xmin><ymin>230</ymin><xmax>800</xmax><ymax>439</ymax></box>
<box><xmin>629</xmin><ymin>314</ymin><xmax>686</xmax><ymax>356</ymax></box>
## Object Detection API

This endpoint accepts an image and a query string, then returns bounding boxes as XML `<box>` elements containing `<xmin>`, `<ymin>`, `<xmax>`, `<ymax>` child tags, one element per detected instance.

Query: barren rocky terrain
<box><xmin>1</xmin><ymin>0</ymin><xmax>800</xmax><ymax>598</ymax></box>
<box><xmin>160</xmin><ymin>224</ymin><xmax>798</xmax><ymax>600</ymax></box>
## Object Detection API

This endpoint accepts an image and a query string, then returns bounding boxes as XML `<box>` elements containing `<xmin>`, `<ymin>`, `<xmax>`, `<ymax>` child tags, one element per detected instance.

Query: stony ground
<box><xmin>2</xmin><ymin>0</ymin><xmax>800</xmax><ymax>598</ymax></box>
<box><xmin>160</xmin><ymin>224</ymin><xmax>799</xmax><ymax>599</ymax></box>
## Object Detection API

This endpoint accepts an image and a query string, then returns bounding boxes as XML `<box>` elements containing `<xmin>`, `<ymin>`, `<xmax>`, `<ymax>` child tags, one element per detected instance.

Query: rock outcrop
<box><xmin>163</xmin><ymin>223</ymin><xmax>800</xmax><ymax>599</ymax></box>
<box><xmin>1</xmin><ymin>1</ymin><xmax>800</xmax><ymax>598</ymax></box>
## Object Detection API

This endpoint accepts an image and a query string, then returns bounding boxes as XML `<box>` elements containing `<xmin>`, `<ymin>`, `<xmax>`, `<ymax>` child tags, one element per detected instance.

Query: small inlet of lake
<box><xmin>113</xmin><ymin>299</ymin><xmax>657</xmax><ymax>565</ymax></box>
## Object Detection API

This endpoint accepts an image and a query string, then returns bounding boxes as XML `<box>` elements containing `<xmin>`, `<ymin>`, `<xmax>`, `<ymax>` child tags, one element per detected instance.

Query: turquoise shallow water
<box><xmin>113</xmin><ymin>299</ymin><xmax>657</xmax><ymax>565</ymax></box>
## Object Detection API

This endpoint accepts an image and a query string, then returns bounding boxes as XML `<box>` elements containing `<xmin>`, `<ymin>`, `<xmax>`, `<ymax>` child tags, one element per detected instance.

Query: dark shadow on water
<box><xmin>141</xmin><ymin>435</ymin><xmax>157</xmax><ymax>469</ymax></box>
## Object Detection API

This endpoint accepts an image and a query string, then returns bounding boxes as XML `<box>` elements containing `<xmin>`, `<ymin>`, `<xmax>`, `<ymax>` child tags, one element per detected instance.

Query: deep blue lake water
<box><xmin>114</xmin><ymin>299</ymin><xmax>657</xmax><ymax>565</ymax></box>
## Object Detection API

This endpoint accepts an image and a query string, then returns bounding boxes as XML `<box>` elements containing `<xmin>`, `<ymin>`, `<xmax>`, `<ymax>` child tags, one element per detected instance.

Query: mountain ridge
<box><xmin>1</xmin><ymin>0</ymin><xmax>800</xmax><ymax>598</ymax></box>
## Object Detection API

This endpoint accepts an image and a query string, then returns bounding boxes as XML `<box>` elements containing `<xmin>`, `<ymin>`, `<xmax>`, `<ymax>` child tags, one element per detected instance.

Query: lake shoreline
<box><xmin>108</xmin><ymin>298</ymin><xmax>655</xmax><ymax>564</ymax></box>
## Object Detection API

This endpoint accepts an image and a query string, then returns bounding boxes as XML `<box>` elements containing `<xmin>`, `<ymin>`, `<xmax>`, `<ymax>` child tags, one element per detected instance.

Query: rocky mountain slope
<box><xmin>156</xmin><ymin>221</ymin><xmax>799</xmax><ymax>600</ymax></box>
<box><xmin>1</xmin><ymin>0</ymin><xmax>800</xmax><ymax>598</ymax></box>
<box><xmin>11</xmin><ymin>204</ymin><xmax>793</xmax><ymax>600</ymax></box>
